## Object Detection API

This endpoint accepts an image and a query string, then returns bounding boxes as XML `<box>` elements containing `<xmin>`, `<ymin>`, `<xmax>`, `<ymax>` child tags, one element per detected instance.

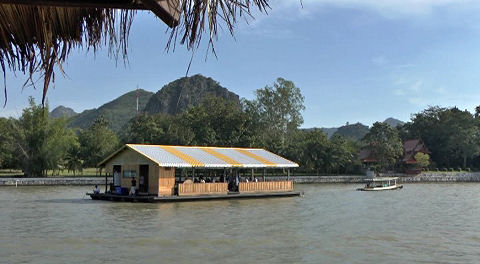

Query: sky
<box><xmin>2</xmin><ymin>0</ymin><xmax>480</xmax><ymax>128</ymax></box>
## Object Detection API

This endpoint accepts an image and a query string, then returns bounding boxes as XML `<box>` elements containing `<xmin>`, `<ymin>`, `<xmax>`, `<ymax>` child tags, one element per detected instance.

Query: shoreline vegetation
<box><xmin>3</xmin><ymin>76</ymin><xmax>480</xmax><ymax>178</ymax></box>
<box><xmin>3</xmin><ymin>172</ymin><xmax>480</xmax><ymax>186</ymax></box>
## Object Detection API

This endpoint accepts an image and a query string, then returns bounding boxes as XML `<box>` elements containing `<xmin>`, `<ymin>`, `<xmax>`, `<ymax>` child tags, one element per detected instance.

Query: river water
<box><xmin>1</xmin><ymin>184</ymin><xmax>480</xmax><ymax>264</ymax></box>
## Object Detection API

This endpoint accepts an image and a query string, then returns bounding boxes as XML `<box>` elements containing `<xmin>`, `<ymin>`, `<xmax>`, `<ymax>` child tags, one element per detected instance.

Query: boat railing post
<box><xmin>102</xmin><ymin>168</ymin><xmax>107</xmax><ymax>193</ymax></box>
<box><xmin>263</xmin><ymin>168</ymin><xmax>266</xmax><ymax>182</ymax></box>
<box><xmin>287</xmin><ymin>168</ymin><xmax>290</xmax><ymax>181</ymax></box>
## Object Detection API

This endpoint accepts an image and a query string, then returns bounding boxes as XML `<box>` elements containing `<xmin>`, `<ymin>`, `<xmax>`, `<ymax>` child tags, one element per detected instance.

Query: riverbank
<box><xmin>0</xmin><ymin>177</ymin><xmax>112</xmax><ymax>186</ymax></box>
<box><xmin>2</xmin><ymin>172</ymin><xmax>480</xmax><ymax>186</ymax></box>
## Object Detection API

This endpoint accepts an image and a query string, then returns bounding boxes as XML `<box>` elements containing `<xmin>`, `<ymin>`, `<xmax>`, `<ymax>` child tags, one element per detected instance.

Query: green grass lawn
<box><xmin>0</xmin><ymin>168</ymin><xmax>102</xmax><ymax>177</ymax></box>
<box><xmin>0</xmin><ymin>169</ymin><xmax>23</xmax><ymax>177</ymax></box>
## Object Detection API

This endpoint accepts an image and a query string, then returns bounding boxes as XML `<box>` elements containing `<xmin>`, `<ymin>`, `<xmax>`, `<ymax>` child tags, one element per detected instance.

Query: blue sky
<box><xmin>2</xmin><ymin>0</ymin><xmax>480</xmax><ymax>128</ymax></box>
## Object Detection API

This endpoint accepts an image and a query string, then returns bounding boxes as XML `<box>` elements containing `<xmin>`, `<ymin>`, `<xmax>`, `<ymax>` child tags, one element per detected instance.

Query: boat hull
<box><xmin>87</xmin><ymin>191</ymin><xmax>302</xmax><ymax>203</ymax></box>
<box><xmin>357</xmin><ymin>185</ymin><xmax>403</xmax><ymax>191</ymax></box>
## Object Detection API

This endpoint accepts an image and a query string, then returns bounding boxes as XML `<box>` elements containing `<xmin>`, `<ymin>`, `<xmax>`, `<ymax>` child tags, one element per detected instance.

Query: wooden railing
<box><xmin>239</xmin><ymin>181</ymin><xmax>294</xmax><ymax>193</ymax></box>
<box><xmin>178</xmin><ymin>182</ymin><xmax>228</xmax><ymax>196</ymax></box>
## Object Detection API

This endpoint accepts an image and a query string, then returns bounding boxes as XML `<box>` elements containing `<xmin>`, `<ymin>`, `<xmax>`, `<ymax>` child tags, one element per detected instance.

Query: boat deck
<box><xmin>88</xmin><ymin>191</ymin><xmax>302</xmax><ymax>203</ymax></box>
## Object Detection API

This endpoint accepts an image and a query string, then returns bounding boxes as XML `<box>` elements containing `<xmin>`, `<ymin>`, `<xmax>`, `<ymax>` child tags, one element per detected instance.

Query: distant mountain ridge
<box><xmin>58</xmin><ymin>74</ymin><xmax>404</xmax><ymax>139</ymax></box>
<box><xmin>50</xmin><ymin>106</ymin><xmax>77</xmax><ymax>119</ymax></box>
<box><xmin>383</xmin><ymin>117</ymin><xmax>404</xmax><ymax>127</ymax></box>
<box><xmin>64</xmin><ymin>75</ymin><xmax>241</xmax><ymax>133</ymax></box>
<box><xmin>68</xmin><ymin>89</ymin><xmax>154</xmax><ymax>132</ymax></box>
<box><xmin>306</xmin><ymin>117</ymin><xmax>405</xmax><ymax>140</ymax></box>
<box><xmin>334</xmin><ymin>122</ymin><xmax>370</xmax><ymax>141</ymax></box>
<box><xmin>144</xmin><ymin>74</ymin><xmax>240</xmax><ymax>115</ymax></box>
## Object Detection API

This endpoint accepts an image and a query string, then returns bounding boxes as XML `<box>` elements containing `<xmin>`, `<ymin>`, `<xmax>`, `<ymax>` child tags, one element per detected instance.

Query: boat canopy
<box><xmin>98</xmin><ymin>144</ymin><xmax>299</xmax><ymax>168</ymax></box>
<box><xmin>364</xmin><ymin>177</ymin><xmax>399</xmax><ymax>182</ymax></box>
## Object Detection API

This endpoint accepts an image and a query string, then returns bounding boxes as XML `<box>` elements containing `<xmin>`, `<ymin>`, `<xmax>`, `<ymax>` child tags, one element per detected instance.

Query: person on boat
<box><xmin>129</xmin><ymin>178</ymin><xmax>137</xmax><ymax>196</ymax></box>
<box><xmin>93</xmin><ymin>185</ymin><xmax>100</xmax><ymax>194</ymax></box>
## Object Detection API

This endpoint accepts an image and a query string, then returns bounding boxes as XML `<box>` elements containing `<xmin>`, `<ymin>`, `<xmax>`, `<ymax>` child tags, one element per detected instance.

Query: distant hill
<box><xmin>68</xmin><ymin>89</ymin><xmax>154</xmax><ymax>132</ymax></box>
<box><xmin>144</xmin><ymin>74</ymin><xmax>240</xmax><ymax>115</ymax></box>
<box><xmin>383</xmin><ymin>117</ymin><xmax>404</xmax><ymax>127</ymax></box>
<box><xmin>321</xmin><ymin>127</ymin><xmax>338</xmax><ymax>138</ymax></box>
<box><xmin>50</xmin><ymin>106</ymin><xmax>77</xmax><ymax>119</ymax></box>
<box><xmin>333</xmin><ymin>122</ymin><xmax>370</xmax><ymax>141</ymax></box>
<box><xmin>301</xmin><ymin>127</ymin><xmax>337</xmax><ymax>138</ymax></box>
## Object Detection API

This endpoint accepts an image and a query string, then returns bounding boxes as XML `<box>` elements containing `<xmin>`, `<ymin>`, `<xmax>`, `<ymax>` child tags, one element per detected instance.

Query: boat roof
<box><xmin>364</xmin><ymin>177</ymin><xmax>399</xmax><ymax>181</ymax></box>
<box><xmin>98</xmin><ymin>144</ymin><xmax>299</xmax><ymax>168</ymax></box>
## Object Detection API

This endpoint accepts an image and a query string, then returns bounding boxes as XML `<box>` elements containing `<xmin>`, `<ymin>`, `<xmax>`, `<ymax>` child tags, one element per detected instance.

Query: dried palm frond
<box><xmin>0</xmin><ymin>0</ymin><xmax>270</xmax><ymax>106</ymax></box>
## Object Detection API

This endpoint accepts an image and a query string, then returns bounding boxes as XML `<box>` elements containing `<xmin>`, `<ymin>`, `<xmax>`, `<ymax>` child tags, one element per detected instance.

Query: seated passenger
<box><xmin>93</xmin><ymin>185</ymin><xmax>100</xmax><ymax>194</ymax></box>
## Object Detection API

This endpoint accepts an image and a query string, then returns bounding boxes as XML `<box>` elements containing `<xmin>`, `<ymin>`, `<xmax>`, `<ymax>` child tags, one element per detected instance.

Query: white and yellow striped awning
<box><xmin>100</xmin><ymin>144</ymin><xmax>299</xmax><ymax>168</ymax></box>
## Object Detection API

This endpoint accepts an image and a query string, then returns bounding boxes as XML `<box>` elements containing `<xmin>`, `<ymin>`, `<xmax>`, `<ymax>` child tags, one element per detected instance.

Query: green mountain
<box><xmin>50</xmin><ymin>106</ymin><xmax>77</xmax><ymax>119</ymax></box>
<box><xmin>68</xmin><ymin>89</ymin><xmax>154</xmax><ymax>132</ymax></box>
<box><xmin>383</xmin><ymin>117</ymin><xmax>405</xmax><ymax>127</ymax></box>
<box><xmin>333</xmin><ymin>122</ymin><xmax>370</xmax><ymax>141</ymax></box>
<box><xmin>302</xmin><ymin>127</ymin><xmax>338</xmax><ymax>138</ymax></box>
<box><xmin>144</xmin><ymin>74</ymin><xmax>240</xmax><ymax>115</ymax></box>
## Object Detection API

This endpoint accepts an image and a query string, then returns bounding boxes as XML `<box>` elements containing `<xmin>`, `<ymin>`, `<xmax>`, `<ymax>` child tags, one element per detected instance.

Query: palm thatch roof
<box><xmin>0</xmin><ymin>0</ymin><xmax>269</xmax><ymax>105</ymax></box>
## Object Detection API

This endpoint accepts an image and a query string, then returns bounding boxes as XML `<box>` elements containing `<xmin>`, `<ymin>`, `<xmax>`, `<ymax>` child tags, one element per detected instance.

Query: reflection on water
<box><xmin>2</xmin><ymin>184</ymin><xmax>480</xmax><ymax>263</ymax></box>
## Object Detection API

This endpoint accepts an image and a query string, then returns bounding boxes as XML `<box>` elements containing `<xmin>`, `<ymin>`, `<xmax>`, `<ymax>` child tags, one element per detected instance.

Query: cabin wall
<box><xmin>103</xmin><ymin>149</ymin><xmax>159</xmax><ymax>193</ymax></box>
<box><xmin>158</xmin><ymin>167</ymin><xmax>175</xmax><ymax>196</ymax></box>
<box><xmin>239</xmin><ymin>181</ymin><xmax>293</xmax><ymax>193</ymax></box>
<box><xmin>178</xmin><ymin>182</ymin><xmax>228</xmax><ymax>196</ymax></box>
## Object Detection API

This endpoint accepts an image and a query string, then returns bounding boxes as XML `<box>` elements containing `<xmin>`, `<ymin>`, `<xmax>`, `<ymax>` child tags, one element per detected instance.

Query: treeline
<box><xmin>399</xmin><ymin>106</ymin><xmax>480</xmax><ymax>170</ymax></box>
<box><xmin>347</xmin><ymin>106</ymin><xmax>480</xmax><ymax>173</ymax></box>
<box><xmin>0</xmin><ymin>78</ymin><xmax>362</xmax><ymax>176</ymax></box>
<box><xmin>0</xmin><ymin>98</ymin><xmax>119</xmax><ymax>176</ymax></box>
<box><xmin>2</xmin><ymin>77</ymin><xmax>480</xmax><ymax>177</ymax></box>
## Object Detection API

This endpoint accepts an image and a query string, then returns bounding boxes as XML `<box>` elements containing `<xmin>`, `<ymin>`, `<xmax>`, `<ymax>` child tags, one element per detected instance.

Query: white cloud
<box><xmin>271</xmin><ymin>0</ymin><xmax>480</xmax><ymax>20</ymax></box>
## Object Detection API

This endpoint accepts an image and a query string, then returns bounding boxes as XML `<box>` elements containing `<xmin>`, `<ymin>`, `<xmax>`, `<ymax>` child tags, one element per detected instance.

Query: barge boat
<box><xmin>88</xmin><ymin>144</ymin><xmax>300</xmax><ymax>202</ymax></box>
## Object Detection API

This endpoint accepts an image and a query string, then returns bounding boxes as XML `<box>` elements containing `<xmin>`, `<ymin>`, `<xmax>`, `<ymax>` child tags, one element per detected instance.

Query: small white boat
<box><xmin>357</xmin><ymin>177</ymin><xmax>403</xmax><ymax>191</ymax></box>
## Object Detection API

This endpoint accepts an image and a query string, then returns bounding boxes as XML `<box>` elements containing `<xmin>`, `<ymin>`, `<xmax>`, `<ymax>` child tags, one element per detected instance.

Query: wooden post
<box><xmin>102</xmin><ymin>168</ymin><xmax>107</xmax><ymax>193</ymax></box>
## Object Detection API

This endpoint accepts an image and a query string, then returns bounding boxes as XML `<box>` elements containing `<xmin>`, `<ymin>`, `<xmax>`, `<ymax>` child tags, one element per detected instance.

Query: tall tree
<box><xmin>289</xmin><ymin>129</ymin><xmax>329</xmax><ymax>175</ymax></box>
<box><xmin>10</xmin><ymin>97</ymin><xmax>75</xmax><ymax>176</ymax></box>
<box><xmin>445</xmin><ymin>108</ymin><xmax>480</xmax><ymax>168</ymax></box>
<box><xmin>362</xmin><ymin>122</ymin><xmax>403</xmax><ymax>172</ymax></box>
<box><xmin>0</xmin><ymin>118</ymin><xmax>16</xmax><ymax>169</ymax></box>
<box><xmin>178</xmin><ymin>96</ymin><xmax>255</xmax><ymax>147</ymax></box>
<box><xmin>328</xmin><ymin>134</ymin><xmax>360</xmax><ymax>174</ymax></box>
<box><xmin>11</xmin><ymin>98</ymin><xmax>49</xmax><ymax>176</ymax></box>
<box><xmin>44</xmin><ymin>117</ymin><xmax>77</xmax><ymax>175</ymax></box>
<box><xmin>407</xmin><ymin>106</ymin><xmax>480</xmax><ymax>168</ymax></box>
<box><xmin>253</xmin><ymin>78</ymin><xmax>305</xmax><ymax>153</ymax></box>
<box><xmin>79</xmin><ymin>115</ymin><xmax>119</xmax><ymax>167</ymax></box>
